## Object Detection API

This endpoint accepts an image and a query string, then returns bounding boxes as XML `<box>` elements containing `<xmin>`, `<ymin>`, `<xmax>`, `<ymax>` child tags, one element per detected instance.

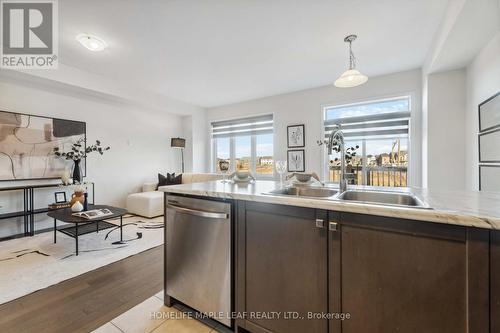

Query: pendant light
<box><xmin>334</xmin><ymin>35</ymin><xmax>368</xmax><ymax>88</ymax></box>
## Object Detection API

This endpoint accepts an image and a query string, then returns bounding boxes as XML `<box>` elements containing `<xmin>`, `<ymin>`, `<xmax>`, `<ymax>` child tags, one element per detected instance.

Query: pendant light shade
<box><xmin>334</xmin><ymin>35</ymin><xmax>368</xmax><ymax>88</ymax></box>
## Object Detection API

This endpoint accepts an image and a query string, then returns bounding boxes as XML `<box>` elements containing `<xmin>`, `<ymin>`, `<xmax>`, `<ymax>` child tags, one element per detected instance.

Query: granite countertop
<box><xmin>160</xmin><ymin>180</ymin><xmax>500</xmax><ymax>230</ymax></box>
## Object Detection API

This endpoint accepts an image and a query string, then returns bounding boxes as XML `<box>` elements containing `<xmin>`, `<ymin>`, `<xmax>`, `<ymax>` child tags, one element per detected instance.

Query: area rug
<box><xmin>0</xmin><ymin>214</ymin><xmax>163</xmax><ymax>305</ymax></box>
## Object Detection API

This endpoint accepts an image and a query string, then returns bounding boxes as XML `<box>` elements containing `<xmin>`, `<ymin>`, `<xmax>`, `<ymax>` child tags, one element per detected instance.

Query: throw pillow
<box><xmin>158</xmin><ymin>172</ymin><xmax>182</xmax><ymax>189</ymax></box>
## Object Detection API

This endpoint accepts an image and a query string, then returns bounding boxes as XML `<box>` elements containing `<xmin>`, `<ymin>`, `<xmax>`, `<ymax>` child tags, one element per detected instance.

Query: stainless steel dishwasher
<box><xmin>165</xmin><ymin>195</ymin><xmax>232</xmax><ymax>327</ymax></box>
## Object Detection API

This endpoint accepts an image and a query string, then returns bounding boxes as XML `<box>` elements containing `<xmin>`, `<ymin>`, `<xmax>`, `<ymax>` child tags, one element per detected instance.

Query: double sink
<box><xmin>266</xmin><ymin>186</ymin><xmax>430</xmax><ymax>209</ymax></box>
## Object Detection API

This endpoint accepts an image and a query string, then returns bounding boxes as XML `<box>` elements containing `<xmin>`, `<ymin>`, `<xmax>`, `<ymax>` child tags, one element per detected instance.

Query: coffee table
<box><xmin>47</xmin><ymin>205</ymin><xmax>127</xmax><ymax>256</ymax></box>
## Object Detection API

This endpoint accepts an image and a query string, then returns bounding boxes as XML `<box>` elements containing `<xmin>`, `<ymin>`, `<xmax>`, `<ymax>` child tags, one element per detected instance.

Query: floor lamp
<box><xmin>171</xmin><ymin>137</ymin><xmax>186</xmax><ymax>173</ymax></box>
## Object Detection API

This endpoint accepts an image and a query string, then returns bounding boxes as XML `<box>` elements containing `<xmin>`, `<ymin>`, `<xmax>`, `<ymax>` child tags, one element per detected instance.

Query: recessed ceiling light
<box><xmin>76</xmin><ymin>33</ymin><xmax>108</xmax><ymax>52</ymax></box>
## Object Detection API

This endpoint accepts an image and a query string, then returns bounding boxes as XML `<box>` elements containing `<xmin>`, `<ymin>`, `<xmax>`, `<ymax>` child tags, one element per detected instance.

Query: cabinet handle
<box><xmin>329</xmin><ymin>221</ymin><xmax>338</xmax><ymax>231</ymax></box>
<box><xmin>315</xmin><ymin>219</ymin><xmax>325</xmax><ymax>228</ymax></box>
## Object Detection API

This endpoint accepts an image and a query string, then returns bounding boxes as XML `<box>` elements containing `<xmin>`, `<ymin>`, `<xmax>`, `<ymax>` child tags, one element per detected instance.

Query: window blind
<box><xmin>324</xmin><ymin>111</ymin><xmax>410</xmax><ymax>139</ymax></box>
<box><xmin>211</xmin><ymin>114</ymin><xmax>273</xmax><ymax>138</ymax></box>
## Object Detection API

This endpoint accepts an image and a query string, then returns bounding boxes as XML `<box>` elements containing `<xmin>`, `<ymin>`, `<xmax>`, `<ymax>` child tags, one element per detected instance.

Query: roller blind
<box><xmin>211</xmin><ymin>114</ymin><xmax>273</xmax><ymax>138</ymax></box>
<box><xmin>324</xmin><ymin>97</ymin><xmax>410</xmax><ymax>140</ymax></box>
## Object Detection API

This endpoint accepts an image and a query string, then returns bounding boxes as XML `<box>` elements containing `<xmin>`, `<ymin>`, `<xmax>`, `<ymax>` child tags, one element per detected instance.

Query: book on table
<box><xmin>72</xmin><ymin>208</ymin><xmax>113</xmax><ymax>220</ymax></box>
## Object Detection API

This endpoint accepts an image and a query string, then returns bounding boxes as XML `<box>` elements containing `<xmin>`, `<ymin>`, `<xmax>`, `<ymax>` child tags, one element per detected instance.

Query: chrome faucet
<box><xmin>327</xmin><ymin>125</ymin><xmax>347</xmax><ymax>193</ymax></box>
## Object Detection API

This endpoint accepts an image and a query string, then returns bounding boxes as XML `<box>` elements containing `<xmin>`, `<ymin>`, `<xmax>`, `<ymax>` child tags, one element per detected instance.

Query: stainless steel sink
<box><xmin>267</xmin><ymin>187</ymin><xmax>338</xmax><ymax>198</ymax></box>
<box><xmin>337</xmin><ymin>190</ymin><xmax>430</xmax><ymax>208</ymax></box>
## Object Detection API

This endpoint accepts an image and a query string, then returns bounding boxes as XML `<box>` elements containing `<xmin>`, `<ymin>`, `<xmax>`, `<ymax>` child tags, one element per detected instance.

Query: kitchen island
<box><xmin>162</xmin><ymin>180</ymin><xmax>500</xmax><ymax>333</ymax></box>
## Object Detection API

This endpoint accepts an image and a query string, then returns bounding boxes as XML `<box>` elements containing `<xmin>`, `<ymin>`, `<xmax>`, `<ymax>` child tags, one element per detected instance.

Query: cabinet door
<box><xmin>239</xmin><ymin>202</ymin><xmax>328</xmax><ymax>333</ymax></box>
<box><xmin>329</xmin><ymin>212</ymin><xmax>489</xmax><ymax>333</ymax></box>
<box><xmin>492</xmin><ymin>231</ymin><xmax>500</xmax><ymax>333</ymax></box>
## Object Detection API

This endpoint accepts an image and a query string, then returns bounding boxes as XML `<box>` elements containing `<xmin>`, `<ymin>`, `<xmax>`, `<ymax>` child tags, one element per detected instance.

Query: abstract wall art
<box><xmin>0</xmin><ymin>111</ymin><xmax>86</xmax><ymax>181</ymax></box>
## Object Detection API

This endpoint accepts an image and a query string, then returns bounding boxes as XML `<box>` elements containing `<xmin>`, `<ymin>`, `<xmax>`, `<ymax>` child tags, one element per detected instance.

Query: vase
<box><xmin>71</xmin><ymin>201</ymin><xmax>84</xmax><ymax>212</ymax></box>
<box><xmin>70</xmin><ymin>191</ymin><xmax>86</xmax><ymax>206</ymax></box>
<box><xmin>73</xmin><ymin>159</ymin><xmax>82</xmax><ymax>183</ymax></box>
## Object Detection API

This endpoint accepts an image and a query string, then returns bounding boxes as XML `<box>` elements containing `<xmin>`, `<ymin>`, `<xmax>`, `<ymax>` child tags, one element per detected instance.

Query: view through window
<box><xmin>324</xmin><ymin>96</ymin><xmax>411</xmax><ymax>187</ymax></box>
<box><xmin>212</xmin><ymin>115</ymin><xmax>274</xmax><ymax>176</ymax></box>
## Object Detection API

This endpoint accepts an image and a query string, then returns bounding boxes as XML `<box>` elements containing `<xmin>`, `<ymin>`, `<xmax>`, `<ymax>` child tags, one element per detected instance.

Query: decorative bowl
<box><xmin>235</xmin><ymin>171</ymin><xmax>250</xmax><ymax>180</ymax></box>
<box><xmin>295</xmin><ymin>173</ymin><xmax>312</xmax><ymax>182</ymax></box>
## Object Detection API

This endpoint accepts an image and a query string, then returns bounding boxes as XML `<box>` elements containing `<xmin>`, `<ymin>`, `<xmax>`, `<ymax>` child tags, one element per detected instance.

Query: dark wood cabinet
<box><xmin>236</xmin><ymin>201</ymin><xmax>328</xmax><ymax>333</ymax></box>
<box><xmin>235</xmin><ymin>200</ymin><xmax>492</xmax><ymax>333</ymax></box>
<box><xmin>329</xmin><ymin>212</ymin><xmax>489</xmax><ymax>333</ymax></box>
<box><xmin>492</xmin><ymin>231</ymin><xmax>500</xmax><ymax>333</ymax></box>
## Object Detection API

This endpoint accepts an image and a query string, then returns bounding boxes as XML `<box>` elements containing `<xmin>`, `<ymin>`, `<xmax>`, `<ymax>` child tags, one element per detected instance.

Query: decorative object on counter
<box><xmin>286</xmin><ymin>172</ymin><xmax>324</xmax><ymax>186</ymax></box>
<box><xmin>54</xmin><ymin>138</ymin><xmax>110</xmax><ymax>184</ymax></box>
<box><xmin>478</xmin><ymin>91</ymin><xmax>500</xmax><ymax>132</ymax></box>
<box><xmin>287</xmin><ymin>124</ymin><xmax>305</xmax><ymax>148</ymax></box>
<box><xmin>334</xmin><ymin>34</ymin><xmax>368</xmax><ymax>88</ymax></box>
<box><xmin>171</xmin><ymin>137</ymin><xmax>186</xmax><ymax>173</ymax></box>
<box><xmin>287</xmin><ymin>149</ymin><xmax>305</xmax><ymax>172</ymax></box>
<box><xmin>275</xmin><ymin>160</ymin><xmax>287</xmax><ymax>185</ymax></box>
<box><xmin>54</xmin><ymin>191</ymin><xmax>67</xmax><ymax>203</ymax></box>
<box><xmin>219</xmin><ymin>159</ymin><xmax>231</xmax><ymax>183</ymax></box>
<box><xmin>0</xmin><ymin>110</ymin><xmax>86</xmax><ymax>181</ymax></box>
<box><xmin>158</xmin><ymin>172</ymin><xmax>182</xmax><ymax>187</ymax></box>
<box><xmin>229</xmin><ymin>171</ymin><xmax>256</xmax><ymax>184</ymax></box>
<box><xmin>71</xmin><ymin>201</ymin><xmax>84</xmax><ymax>212</ymax></box>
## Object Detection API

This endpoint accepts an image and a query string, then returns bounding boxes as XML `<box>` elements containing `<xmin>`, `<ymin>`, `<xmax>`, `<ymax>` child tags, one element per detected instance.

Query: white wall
<box><xmin>206</xmin><ymin>69</ymin><xmax>423</xmax><ymax>186</ymax></box>
<box><xmin>465</xmin><ymin>32</ymin><xmax>500</xmax><ymax>190</ymax></box>
<box><xmin>425</xmin><ymin>69</ymin><xmax>466</xmax><ymax>190</ymax></box>
<box><xmin>0</xmin><ymin>75</ymin><xmax>200</xmax><ymax>236</ymax></box>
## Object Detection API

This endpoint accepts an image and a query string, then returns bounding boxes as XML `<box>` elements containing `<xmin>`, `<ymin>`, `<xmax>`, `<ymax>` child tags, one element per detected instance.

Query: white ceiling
<box><xmin>59</xmin><ymin>0</ymin><xmax>450</xmax><ymax>108</ymax></box>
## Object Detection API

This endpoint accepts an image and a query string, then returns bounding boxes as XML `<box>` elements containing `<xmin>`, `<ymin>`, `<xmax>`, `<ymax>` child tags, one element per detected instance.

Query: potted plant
<box><xmin>54</xmin><ymin>138</ymin><xmax>110</xmax><ymax>184</ymax></box>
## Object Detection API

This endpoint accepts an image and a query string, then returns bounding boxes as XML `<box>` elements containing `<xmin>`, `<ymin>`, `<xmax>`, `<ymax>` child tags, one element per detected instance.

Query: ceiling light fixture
<box><xmin>334</xmin><ymin>35</ymin><xmax>368</xmax><ymax>88</ymax></box>
<box><xmin>76</xmin><ymin>33</ymin><xmax>108</xmax><ymax>52</ymax></box>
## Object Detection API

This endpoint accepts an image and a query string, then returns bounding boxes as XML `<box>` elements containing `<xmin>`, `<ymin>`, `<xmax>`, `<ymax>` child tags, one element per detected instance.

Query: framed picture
<box><xmin>288</xmin><ymin>149</ymin><xmax>305</xmax><ymax>172</ymax></box>
<box><xmin>479</xmin><ymin>128</ymin><xmax>500</xmax><ymax>163</ymax></box>
<box><xmin>54</xmin><ymin>191</ymin><xmax>67</xmax><ymax>203</ymax></box>
<box><xmin>479</xmin><ymin>91</ymin><xmax>500</xmax><ymax>132</ymax></box>
<box><xmin>479</xmin><ymin>165</ymin><xmax>500</xmax><ymax>192</ymax></box>
<box><xmin>0</xmin><ymin>110</ymin><xmax>86</xmax><ymax>181</ymax></box>
<box><xmin>287</xmin><ymin>124</ymin><xmax>305</xmax><ymax>148</ymax></box>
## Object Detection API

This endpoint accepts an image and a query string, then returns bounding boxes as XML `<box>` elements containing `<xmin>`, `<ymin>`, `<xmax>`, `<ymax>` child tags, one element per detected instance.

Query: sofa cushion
<box><xmin>126</xmin><ymin>191</ymin><xmax>164</xmax><ymax>218</ymax></box>
<box><xmin>157</xmin><ymin>173</ymin><xmax>221</xmax><ymax>192</ymax></box>
<box><xmin>181</xmin><ymin>173</ymin><xmax>221</xmax><ymax>184</ymax></box>
<box><xmin>158</xmin><ymin>172</ymin><xmax>182</xmax><ymax>187</ymax></box>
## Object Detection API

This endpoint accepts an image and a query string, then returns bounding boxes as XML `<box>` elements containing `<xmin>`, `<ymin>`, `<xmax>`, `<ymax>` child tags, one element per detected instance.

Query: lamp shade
<box><xmin>171</xmin><ymin>137</ymin><xmax>186</xmax><ymax>148</ymax></box>
<box><xmin>334</xmin><ymin>69</ymin><xmax>368</xmax><ymax>88</ymax></box>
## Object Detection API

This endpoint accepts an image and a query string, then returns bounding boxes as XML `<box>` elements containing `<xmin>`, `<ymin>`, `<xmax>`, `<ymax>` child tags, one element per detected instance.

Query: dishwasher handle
<box><xmin>166</xmin><ymin>203</ymin><xmax>229</xmax><ymax>219</ymax></box>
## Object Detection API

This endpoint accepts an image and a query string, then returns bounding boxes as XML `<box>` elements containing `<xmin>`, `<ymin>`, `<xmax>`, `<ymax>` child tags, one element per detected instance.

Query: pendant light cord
<box><xmin>349</xmin><ymin>40</ymin><xmax>356</xmax><ymax>70</ymax></box>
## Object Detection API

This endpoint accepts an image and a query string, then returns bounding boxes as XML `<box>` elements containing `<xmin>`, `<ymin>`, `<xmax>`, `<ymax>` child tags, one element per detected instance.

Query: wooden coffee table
<box><xmin>47</xmin><ymin>205</ymin><xmax>127</xmax><ymax>256</ymax></box>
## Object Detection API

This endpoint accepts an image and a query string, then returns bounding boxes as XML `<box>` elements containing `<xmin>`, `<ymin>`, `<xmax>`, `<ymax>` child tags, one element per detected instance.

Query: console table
<box><xmin>0</xmin><ymin>183</ymin><xmax>95</xmax><ymax>240</ymax></box>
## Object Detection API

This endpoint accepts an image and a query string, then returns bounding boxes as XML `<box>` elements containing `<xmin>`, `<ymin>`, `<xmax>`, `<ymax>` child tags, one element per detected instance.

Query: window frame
<box><xmin>211</xmin><ymin>117</ymin><xmax>275</xmax><ymax>179</ymax></box>
<box><xmin>321</xmin><ymin>95</ymin><xmax>413</xmax><ymax>187</ymax></box>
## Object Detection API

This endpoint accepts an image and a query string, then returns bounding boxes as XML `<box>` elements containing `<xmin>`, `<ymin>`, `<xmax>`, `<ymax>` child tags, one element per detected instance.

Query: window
<box><xmin>212</xmin><ymin>115</ymin><xmax>274</xmax><ymax>177</ymax></box>
<box><xmin>323</xmin><ymin>96</ymin><xmax>411</xmax><ymax>187</ymax></box>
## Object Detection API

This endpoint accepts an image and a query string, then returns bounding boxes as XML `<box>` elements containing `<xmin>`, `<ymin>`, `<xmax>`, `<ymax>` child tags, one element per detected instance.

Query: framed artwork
<box><xmin>479</xmin><ymin>128</ymin><xmax>500</xmax><ymax>163</ymax></box>
<box><xmin>54</xmin><ymin>192</ymin><xmax>67</xmax><ymax>203</ymax></box>
<box><xmin>479</xmin><ymin>91</ymin><xmax>500</xmax><ymax>132</ymax></box>
<box><xmin>288</xmin><ymin>149</ymin><xmax>305</xmax><ymax>172</ymax></box>
<box><xmin>287</xmin><ymin>124</ymin><xmax>305</xmax><ymax>148</ymax></box>
<box><xmin>0</xmin><ymin>110</ymin><xmax>86</xmax><ymax>181</ymax></box>
<box><xmin>479</xmin><ymin>165</ymin><xmax>500</xmax><ymax>192</ymax></box>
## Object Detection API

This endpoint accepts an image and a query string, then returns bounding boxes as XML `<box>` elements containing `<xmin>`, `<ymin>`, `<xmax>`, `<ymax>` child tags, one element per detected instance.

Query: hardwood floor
<box><xmin>0</xmin><ymin>245</ymin><xmax>163</xmax><ymax>333</ymax></box>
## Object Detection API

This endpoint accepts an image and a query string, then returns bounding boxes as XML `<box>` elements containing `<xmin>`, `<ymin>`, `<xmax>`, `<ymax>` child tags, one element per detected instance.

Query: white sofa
<box><xmin>126</xmin><ymin>173</ymin><xmax>221</xmax><ymax>218</ymax></box>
